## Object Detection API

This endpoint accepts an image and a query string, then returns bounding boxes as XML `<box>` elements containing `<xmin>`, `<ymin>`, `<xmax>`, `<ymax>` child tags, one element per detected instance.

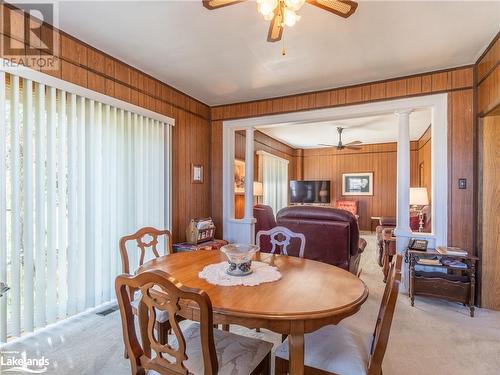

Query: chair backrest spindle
<box><xmin>256</xmin><ymin>226</ymin><xmax>306</xmax><ymax>257</ymax></box>
<box><xmin>119</xmin><ymin>227</ymin><xmax>173</xmax><ymax>275</ymax></box>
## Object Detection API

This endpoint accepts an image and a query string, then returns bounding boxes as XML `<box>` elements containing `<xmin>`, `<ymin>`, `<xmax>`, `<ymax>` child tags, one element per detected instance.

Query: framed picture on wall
<box><xmin>234</xmin><ymin>159</ymin><xmax>245</xmax><ymax>194</ymax></box>
<box><xmin>342</xmin><ymin>172</ymin><xmax>373</xmax><ymax>196</ymax></box>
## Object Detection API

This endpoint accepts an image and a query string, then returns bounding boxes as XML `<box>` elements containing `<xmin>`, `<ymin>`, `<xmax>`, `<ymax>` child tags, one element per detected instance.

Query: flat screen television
<box><xmin>290</xmin><ymin>180</ymin><xmax>331</xmax><ymax>204</ymax></box>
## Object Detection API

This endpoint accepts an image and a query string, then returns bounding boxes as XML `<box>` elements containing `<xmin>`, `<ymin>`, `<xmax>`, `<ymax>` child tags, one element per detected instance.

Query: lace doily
<box><xmin>199</xmin><ymin>261</ymin><xmax>282</xmax><ymax>286</ymax></box>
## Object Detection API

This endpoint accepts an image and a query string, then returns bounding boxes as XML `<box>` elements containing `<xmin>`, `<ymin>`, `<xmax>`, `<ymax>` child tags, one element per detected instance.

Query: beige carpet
<box><xmin>2</xmin><ymin>234</ymin><xmax>500</xmax><ymax>374</ymax></box>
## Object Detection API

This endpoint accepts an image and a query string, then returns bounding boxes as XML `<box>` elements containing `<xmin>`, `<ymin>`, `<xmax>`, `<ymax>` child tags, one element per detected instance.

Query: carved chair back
<box><xmin>256</xmin><ymin>226</ymin><xmax>306</xmax><ymax>258</ymax></box>
<box><xmin>368</xmin><ymin>254</ymin><xmax>402</xmax><ymax>375</ymax></box>
<box><xmin>119</xmin><ymin>227</ymin><xmax>173</xmax><ymax>275</ymax></box>
<box><xmin>115</xmin><ymin>270</ymin><xmax>218</xmax><ymax>375</ymax></box>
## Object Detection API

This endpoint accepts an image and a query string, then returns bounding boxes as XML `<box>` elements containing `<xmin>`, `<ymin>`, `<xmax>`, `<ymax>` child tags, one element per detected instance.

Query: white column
<box><xmin>394</xmin><ymin>109</ymin><xmax>412</xmax><ymax>242</ymax></box>
<box><xmin>394</xmin><ymin>109</ymin><xmax>412</xmax><ymax>292</ymax></box>
<box><xmin>244</xmin><ymin>127</ymin><xmax>255</xmax><ymax>220</ymax></box>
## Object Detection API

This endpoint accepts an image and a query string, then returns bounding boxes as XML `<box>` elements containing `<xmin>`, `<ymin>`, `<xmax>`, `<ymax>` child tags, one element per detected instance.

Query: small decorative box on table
<box><xmin>173</xmin><ymin>239</ymin><xmax>228</xmax><ymax>253</ymax></box>
<box><xmin>405</xmin><ymin>247</ymin><xmax>478</xmax><ymax>317</ymax></box>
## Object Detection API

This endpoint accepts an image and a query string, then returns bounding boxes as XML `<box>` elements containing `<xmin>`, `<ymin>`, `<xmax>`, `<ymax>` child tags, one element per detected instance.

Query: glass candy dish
<box><xmin>220</xmin><ymin>243</ymin><xmax>259</xmax><ymax>276</ymax></box>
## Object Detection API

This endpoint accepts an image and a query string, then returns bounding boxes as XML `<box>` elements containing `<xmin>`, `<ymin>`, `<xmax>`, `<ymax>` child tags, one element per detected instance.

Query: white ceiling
<box><xmin>258</xmin><ymin>109</ymin><xmax>431</xmax><ymax>148</ymax></box>
<box><xmin>56</xmin><ymin>1</ymin><xmax>500</xmax><ymax>105</ymax></box>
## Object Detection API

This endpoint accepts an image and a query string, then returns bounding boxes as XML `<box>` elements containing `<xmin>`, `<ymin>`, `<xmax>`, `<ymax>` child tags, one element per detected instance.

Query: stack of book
<box><xmin>417</xmin><ymin>257</ymin><xmax>441</xmax><ymax>266</ymax></box>
<box><xmin>436</xmin><ymin>246</ymin><xmax>468</xmax><ymax>257</ymax></box>
<box><xmin>439</xmin><ymin>257</ymin><xmax>468</xmax><ymax>269</ymax></box>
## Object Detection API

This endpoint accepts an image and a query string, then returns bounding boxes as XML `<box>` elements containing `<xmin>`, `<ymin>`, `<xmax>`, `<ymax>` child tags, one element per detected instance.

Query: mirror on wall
<box><xmin>410</xmin><ymin>111</ymin><xmax>432</xmax><ymax>233</ymax></box>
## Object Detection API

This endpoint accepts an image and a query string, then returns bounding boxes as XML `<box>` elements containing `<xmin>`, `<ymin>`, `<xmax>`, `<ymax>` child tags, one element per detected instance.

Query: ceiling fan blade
<box><xmin>318</xmin><ymin>143</ymin><xmax>337</xmax><ymax>147</ymax></box>
<box><xmin>344</xmin><ymin>140</ymin><xmax>362</xmax><ymax>146</ymax></box>
<box><xmin>202</xmin><ymin>0</ymin><xmax>245</xmax><ymax>10</ymax></box>
<box><xmin>267</xmin><ymin>8</ymin><xmax>284</xmax><ymax>42</ymax></box>
<box><xmin>306</xmin><ymin>0</ymin><xmax>358</xmax><ymax>18</ymax></box>
<box><xmin>344</xmin><ymin>145</ymin><xmax>362</xmax><ymax>150</ymax></box>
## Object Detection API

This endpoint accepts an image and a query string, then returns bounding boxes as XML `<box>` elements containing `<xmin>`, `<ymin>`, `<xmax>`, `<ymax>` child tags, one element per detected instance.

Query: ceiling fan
<box><xmin>202</xmin><ymin>0</ymin><xmax>358</xmax><ymax>43</ymax></box>
<box><xmin>318</xmin><ymin>127</ymin><xmax>362</xmax><ymax>150</ymax></box>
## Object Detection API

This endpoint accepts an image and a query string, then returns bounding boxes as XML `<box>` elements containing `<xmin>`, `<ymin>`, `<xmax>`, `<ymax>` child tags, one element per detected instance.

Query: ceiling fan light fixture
<box><xmin>284</xmin><ymin>0</ymin><xmax>306</xmax><ymax>11</ymax></box>
<box><xmin>263</xmin><ymin>11</ymin><xmax>275</xmax><ymax>21</ymax></box>
<box><xmin>283</xmin><ymin>7</ymin><xmax>300</xmax><ymax>27</ymax></box>
<box><xmin>257</xmin><ymin>0</ymin><xmax>278</xmax><ymax>17</ymax></box>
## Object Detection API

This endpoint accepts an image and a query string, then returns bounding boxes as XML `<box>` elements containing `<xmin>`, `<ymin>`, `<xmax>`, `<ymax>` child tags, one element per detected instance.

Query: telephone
<box><xmin>408</xmin><ymin>238</ymin><xmax>428</xmax><ymax>251</ymax></box>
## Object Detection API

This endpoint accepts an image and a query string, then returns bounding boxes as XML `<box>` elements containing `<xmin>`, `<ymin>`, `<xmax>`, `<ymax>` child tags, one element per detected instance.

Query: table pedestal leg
<box><xmin>289</xmin><ymin>321</ymin><xmax>305</xmax><ymax>375</ymax></box>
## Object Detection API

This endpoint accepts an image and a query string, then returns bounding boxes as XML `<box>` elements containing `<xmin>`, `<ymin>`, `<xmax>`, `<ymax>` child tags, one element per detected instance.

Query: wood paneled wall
<box><xmin>235</xmin><ymin>130</ymin><xmax>299</xmax><ymax>179</ymax></box>
<box><xmin>233</xmin><ymin>130</ymin><xmax>298</xmax><ymax>220</ymax></box>
<box><xmin>417</xmin><ymin>126</ymin><xmax>432</xmax><ymax>200</ymax></box>
<box><xmin>477</xmin><ymin>32</ymin><xmax>500</xmax><ymax>116</ymax></box>
<box><xmin>303</xmin><ymin>143</ymin><xmax>399</xmax><ymax>230</ymax></box>
<box><xmin>0</xmin><ymin>3</ymin><xmax>211</xmax><ymax>242</ymax></box>
<box><xmin>480</xmin><ymin>116</ymin><xmax>500</xmax><ymax>310</ymax></box>
<box><xmin>211</xmin><ymin>66</ymin><xmax>475</xmax><ymax>252</ymax></box>
<box><xmin>477</xmin><ymin>32</ymin><xmax>500</xmax><ymax>309</ymax></box>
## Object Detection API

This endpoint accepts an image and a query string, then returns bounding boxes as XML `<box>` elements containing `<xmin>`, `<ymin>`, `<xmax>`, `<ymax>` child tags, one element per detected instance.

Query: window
<box><xmin>258</xmin><ymin>151</ymin><xmax>289</xmax><ymax>215</ymax></box>
<box><xmin>0</xmin><ymin>72</ymin><xmax>172</xmax><ymax>341</ymax></box>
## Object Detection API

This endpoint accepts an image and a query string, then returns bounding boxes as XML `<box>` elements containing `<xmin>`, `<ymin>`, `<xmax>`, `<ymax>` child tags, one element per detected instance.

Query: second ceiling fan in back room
<box><xmin>202</xmin><ymin>0</ymin><xmax>358</xmax><ymax>42</ymax></box>
<box><xmin>318</xmin><ymin>127</ymin><xmax>362</xmax><ymax>150</ymax></box>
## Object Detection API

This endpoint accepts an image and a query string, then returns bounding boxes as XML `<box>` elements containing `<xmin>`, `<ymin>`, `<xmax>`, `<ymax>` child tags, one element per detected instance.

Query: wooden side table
<box><xmin>370</xmin><ymin>216</ymin><xmax>382</xmax><ymax>232</ymax></box>
<box><xmin>406</xmin><ymin>249</ymin><xmax>478</xmax><ymax>317</ymax></box>
<box><xmin>173</xmin><ymin>239</ymin><xmax>228</xmax><ymax>253</ymax></box>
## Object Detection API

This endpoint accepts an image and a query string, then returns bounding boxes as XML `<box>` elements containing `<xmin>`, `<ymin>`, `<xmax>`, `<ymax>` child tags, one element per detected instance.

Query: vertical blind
<box><xmin>0</xmin><ymin>72</ymin><xmax>172</xmax><ymax>341</ymax></box>
<box><xmin>258</xmin><ymin>151</ymin><xmax>289</xmax><ymax>215</ymax></box>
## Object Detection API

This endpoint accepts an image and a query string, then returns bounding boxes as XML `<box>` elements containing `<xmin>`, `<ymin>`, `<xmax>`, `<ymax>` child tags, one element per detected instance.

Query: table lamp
<box><xmin>410</xmin><ymin>187</ymin><xmax>429</xmax><ymax>232</ymax></box>
<box><xmin>253</xmin><ymin>181</ymin><xmax>263</xmax><ymax>204</ymax></box>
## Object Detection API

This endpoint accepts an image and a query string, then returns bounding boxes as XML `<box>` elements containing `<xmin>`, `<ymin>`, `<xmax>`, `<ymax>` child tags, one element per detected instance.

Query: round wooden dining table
<box><xmin>138</xmin><ymin>250</ymin><xmax>368</xmax><ymax>375</ymax></box>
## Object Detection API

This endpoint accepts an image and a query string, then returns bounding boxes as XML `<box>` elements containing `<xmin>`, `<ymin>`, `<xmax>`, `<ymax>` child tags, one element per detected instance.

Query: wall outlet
<box><xmin>458</xmin><ymin>178</ymin><xmax>467</xmax><ymax>189</ymax></box>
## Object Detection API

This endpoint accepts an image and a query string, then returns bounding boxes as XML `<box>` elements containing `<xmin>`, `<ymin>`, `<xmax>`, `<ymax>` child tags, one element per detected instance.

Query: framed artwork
<box><xmin>234</xmin><ymin>159</ymin><xmax>245</xmax><ymax>194</ymax></box>
<box><xmin>342</xmin><ymin>172</ymin><xmax>373</xmax><ymax>196</ymax></box>
<box><xmin>191</xmin><ymin>164</ymin><xmax>203</xmax><ymax>184</ymax></box>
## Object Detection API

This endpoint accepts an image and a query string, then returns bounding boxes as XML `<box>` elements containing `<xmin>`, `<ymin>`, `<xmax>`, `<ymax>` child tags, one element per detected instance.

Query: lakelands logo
<box><xmin>1</xmin><ymin>1</ymin><xmax>60</xmax><ymax>70</ymax></box>
<box><xmin>0</xmin><ymin>351</ymin><xmax>50</xmax><ymax>373</ymax></box>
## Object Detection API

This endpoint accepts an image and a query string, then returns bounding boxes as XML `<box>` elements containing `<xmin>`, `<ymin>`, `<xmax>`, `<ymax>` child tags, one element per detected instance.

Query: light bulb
<box><xmin>284</xmin><ymin>0</ymin><xmax>305</xmax><ymax>11</ymax></box>
<box><xmin>283</xmin><ymin>8</ymin><xmax>300</xmax><ymax>27</ymax></box>
<box><xmin>258</xmin><ymin>0</ymin><xmax>278</xmax><ymax>17</ymax></box>
<box><xmin>263</xmin><ymin>12</ymin><xmax>274</xmax><ymax>21</ymax></box>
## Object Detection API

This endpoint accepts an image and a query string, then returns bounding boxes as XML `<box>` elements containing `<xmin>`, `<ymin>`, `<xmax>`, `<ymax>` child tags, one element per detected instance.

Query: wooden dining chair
<box><xmin>256</xmin><ymin>226</ymin><xmax>306</xmax><ymax>258</ymax></box>
<box><xmin>115</xmin><ymin>270</ymin><xmax>273</xmax><ymax>375</ymax></box>
<box><xmin>274</xmin><ymin>255</ymin><xmax>402</xmax><ymax>375</ymax></box>
<box><xmin>119</xmin><ymin>227</ymin><xmax>174</xmax><ymax>352</ymax></box>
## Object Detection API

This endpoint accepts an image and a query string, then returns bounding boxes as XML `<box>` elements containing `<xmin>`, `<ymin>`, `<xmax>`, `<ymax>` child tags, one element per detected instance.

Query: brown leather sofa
<box><xmin>276</xmin><ymin>206</ymin><xmax>366</xmax><ymax>275</ymax></box>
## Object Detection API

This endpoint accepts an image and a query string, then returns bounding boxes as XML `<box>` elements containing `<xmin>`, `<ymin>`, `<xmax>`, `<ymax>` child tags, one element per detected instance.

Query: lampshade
<box><xmin>409</xmin><ymin>187</ymin><xmax>429</xmax><ymax>206</ymax></box>
<box><xmin>253</xmin><ymin>181</ymin><xmax>263</xmax><ymax>197</ymax></box>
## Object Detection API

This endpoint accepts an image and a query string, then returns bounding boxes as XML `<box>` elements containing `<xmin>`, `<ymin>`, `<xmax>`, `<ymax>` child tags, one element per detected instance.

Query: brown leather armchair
<box><xmin>276</xmin><ymin>206</ymin><xmax>366</xmax><ymax>275</ymax></box>
<box><xmin>254</xmin><ymin>205</ymin><xmax>277</xmax><ymax>252</ymax></box>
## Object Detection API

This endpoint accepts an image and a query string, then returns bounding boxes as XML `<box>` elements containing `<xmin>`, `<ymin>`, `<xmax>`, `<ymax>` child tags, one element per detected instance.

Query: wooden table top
<box><xmin>138</xmin><ymin>250</ymin><xmax>368</xmax><ymax>321</ymax></box>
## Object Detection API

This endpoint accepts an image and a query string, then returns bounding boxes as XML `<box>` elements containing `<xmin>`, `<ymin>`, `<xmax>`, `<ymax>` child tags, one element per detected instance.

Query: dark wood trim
<box><xmin>212</xmin><ymin>87</ymin><xmax>474</xmax><ymax>121</ymax></box>
<box><xmin>473</xmin><ymin>59</ymin><xmax>480</xmax><ymax>305</ymax></box>
<box><xmin>476</xmin><ymin>61</ymin><xmax>499</xmax><ymax>86</ymax></box>
<box><xmin>475</xmin><ymin>30</ymin><xmax>500</xmax><ymax>65</ymax></box>
<box><xmin>211</xmin><ymin>65</ymin><xmax>474</xmax><ymax>112</ymax></box>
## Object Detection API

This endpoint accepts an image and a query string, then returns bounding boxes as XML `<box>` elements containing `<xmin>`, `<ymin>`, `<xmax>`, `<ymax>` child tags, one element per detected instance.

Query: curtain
<box><xmin>258</xmin><ymin>151</ymin><xmax>289</xmax><ymax>215</ymax></box>
<box><xmin>0</xmin><ymin>72</ymin><xmax>171</xmax><ymax>341</ymax></box>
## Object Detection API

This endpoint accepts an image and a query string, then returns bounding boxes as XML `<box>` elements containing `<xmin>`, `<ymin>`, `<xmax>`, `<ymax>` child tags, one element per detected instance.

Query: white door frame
<box><xmin>222</xmin><ymin>94</ymin><xmax>448</xmax><ymax>257</ymax></box>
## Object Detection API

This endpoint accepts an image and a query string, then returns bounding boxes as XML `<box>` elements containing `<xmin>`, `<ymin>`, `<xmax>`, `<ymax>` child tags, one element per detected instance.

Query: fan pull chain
<box><xmin>281</xmin><ymin>33</ymin><xmax>286</xmax><ymax>56</ymax></box>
